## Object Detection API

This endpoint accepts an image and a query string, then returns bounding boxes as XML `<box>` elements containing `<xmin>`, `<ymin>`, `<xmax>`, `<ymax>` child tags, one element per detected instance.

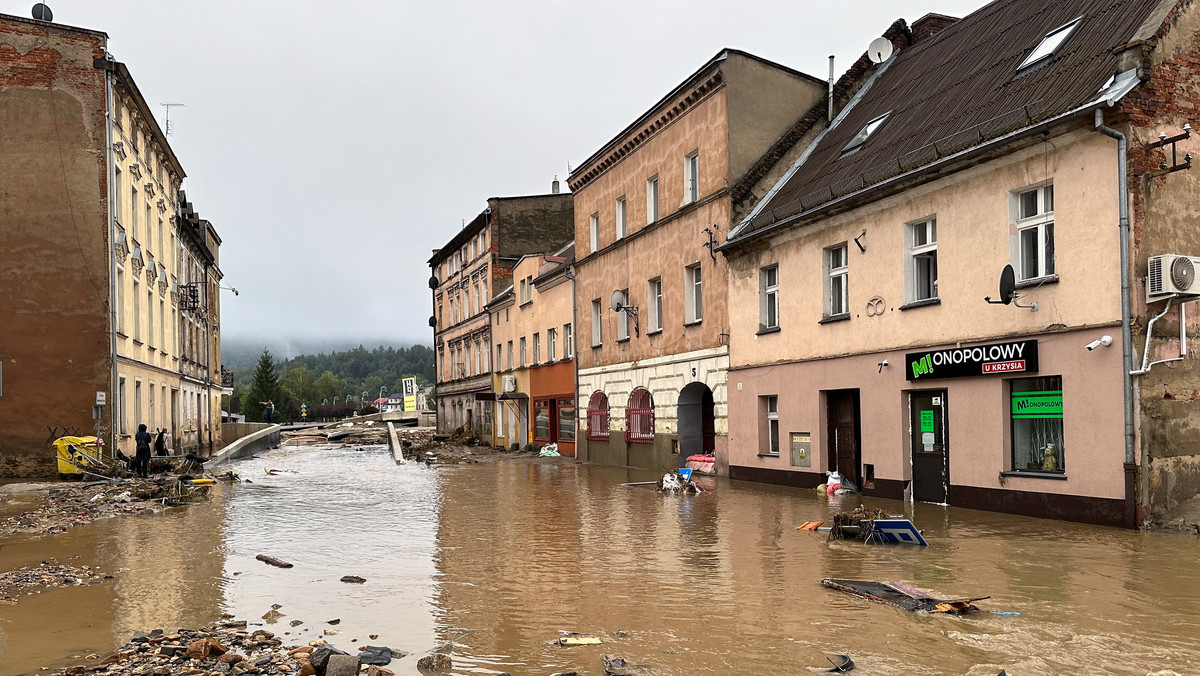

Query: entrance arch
<box><xmin>677</xmin><ymin>382</ymin><xmax>715</xmax><ymax>460</ymax></box>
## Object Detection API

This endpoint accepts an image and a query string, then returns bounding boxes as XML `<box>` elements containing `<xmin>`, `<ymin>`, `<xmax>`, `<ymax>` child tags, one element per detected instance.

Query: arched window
<box><xmin>587</xmin><ymin>392</ymin><xmax>610</xmax><ymax>441</ymax></box>
<box><xmin>626</xmin><ymin>387</ymin><xmax>655</xmax><ymax>444</ymax></box>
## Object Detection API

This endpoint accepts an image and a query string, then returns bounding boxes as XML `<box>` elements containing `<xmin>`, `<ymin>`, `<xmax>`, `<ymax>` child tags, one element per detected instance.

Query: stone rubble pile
<box><xmin>0</xmin><ymin>560</ymin><xmax>108</xmax><ymax>603</ymax></box>
<box><xmin>0</xmin><ymin>480</ymin><xmax>182</xmax><ymax>536</ymax></box>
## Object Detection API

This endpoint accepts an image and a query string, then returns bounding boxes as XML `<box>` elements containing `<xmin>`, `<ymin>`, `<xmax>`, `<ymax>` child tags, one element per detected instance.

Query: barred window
<box><xmin>587</xmin><ymin>391</ymin><xmax>610</xmax><ymax>441</ymax></box>
<box><xmin>626</xmin><ymin>387</ymin><xmax>654</xmax><ymax>444</ymax></box>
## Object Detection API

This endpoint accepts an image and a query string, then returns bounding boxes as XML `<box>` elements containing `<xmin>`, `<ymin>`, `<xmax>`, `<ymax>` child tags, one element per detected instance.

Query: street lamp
<box><xmin>380</xmin><ymin>385</ymin><xmax>387</xmax><ymax>399</ymax></box>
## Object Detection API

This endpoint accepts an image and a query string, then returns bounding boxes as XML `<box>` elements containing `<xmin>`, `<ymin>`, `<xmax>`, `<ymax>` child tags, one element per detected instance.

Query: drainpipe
<box><xmin>105</xmin><ymin>61</ymin><xmax>119</xmax><ymax>460</ymax></box>
<box><xmin>566</xmin><ymin>263</ymin><xmax>580</xmax><ymax>461</ymax></box>
<box><xmin>1094</xmin><ymin>108</ymin><xmax>1137</xmax><ymax>528</ymax></box>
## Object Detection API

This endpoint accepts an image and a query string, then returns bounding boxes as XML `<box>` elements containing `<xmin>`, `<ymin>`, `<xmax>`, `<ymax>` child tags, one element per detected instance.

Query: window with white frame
<box><xmin>1018</xmin><ymin>18</ymin><xmax>1082</xmax><ymax>71</ymax></box>
<box><xmin>1015</xmin><ymin>183</ymin><xmax>1055</xmax><ymax>281</ymax></box>
<box><xmin>647</xmin><ymin>277</ymin><xmax>663</xmax><ymax>333</ymax></box>
<box><xmin>825</xmin><ymin>244</ymin><xmax>849</xmax><ymax>317</ymax></box>
<box><xmin>764</xmin><ymin>395</ymin><xmax>779</xmax><ymax>455</ymax></box>
<box><xmin>114</xmin><ymin>168</ymin><xmax>123</xmax><ymax>223</ymax></box>
<box><xmin>116</xmin><ymin>268</ymin><xmax>125</xmax><ymax>334</ymax></box>
<box><xmin>519</xmin><ymin>276</ymin><xmax>532</xmax><ymax>304</ymax></box>
<box><xmin>761</xmin><ymin>265</ymin><xmax>779</xmax><ymax>331</ymax></box>
<box><xmin>683</xmin><ymin>151</ymin><xmax>699</xmax><ymax>204</ymax></box>
<box><xmin>685</xmin><ymin>264</ymin><xmax>702</xmax><ymax>323</ymax></box>
<box><xmin>589</xmin><ymin>212</ymin><xmax>599</xmax><ymax>253</ymax></box>
<box><xmin>646</xmin><ymin>175</ymin><xmax>659</xmax><ymax>224</ymax></box>
<box><xmin>548</xmin><ymin>328</ymin><xmax>557</xmax><ymax>360</ymax></box>
<box><xmin>907</xmin><ymin>218</ymin><xmax>938</xmax><ymax>302</ymax></box>
<box><xmin>506</xmin><ymin>340</ymin><xmax>513</xmax><ymax>370</ymax></box>
<box><xmin>615</xmin><ymin>196</ymin><xmax>627</xmax><ymax>239</ymax></box>
<box><xmin>133</xmin><ymin>279</ymin><xmax>141</xmax><ymax>340</ymax></box>
<box><xmin>616</xmin><ymin>289</ymin><xmax>630</xmax><ymax>341</ymax></box>
<box><xmin>564</xmin><ymin>323</ymin><xmax>574</xmax><ymax>358</ymax></box>
<box><xmin>131</xmin><ymin>186</ymin><xmax>139</xmax><ymax>241</ymax></box>
<box><xmin>843</xmin><ymin>112</ymin><xmax>891</xmax><ymax>154</ymax></box>
<box><xmin>482</xmin><ymin>340</ymin><xmax>489</xmax><ymax>371</ymax></box>
<box><xmin>496</xmin><ymin>344</ymin><xmax>503</xmax><ymax>372</ymax></box>
<box><xmin>520</xmin><ymin>337</ymin><xmax>527</xmax><ymax>367</ymax></box>
<box><xmin>533</xmin><ymin>332</ymin><xmax>541</xmax><ymax>364</ymax></box>
<box><xmin>591</xmin><ymin>299</ymin><xmax>603</xmax><ymax>346</ymax></box>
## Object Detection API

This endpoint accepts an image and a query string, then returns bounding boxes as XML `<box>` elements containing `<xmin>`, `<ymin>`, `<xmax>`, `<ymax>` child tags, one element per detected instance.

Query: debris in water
<box><xmin>658</xmin><ymin>470</ymin><xmax>701</xmax><ymax>494</ymax></box>
<box><xmin>262</xmin><ymin>608</ymin><xmax>284</xmax><ymax>623</ymax></box>
<box><xmin>812</xmin><ymin>653</ymin><xmax>854</xmax><ymax>673</ymax></box>
<box><xmin>416</xmin><ymin>653</ymin><xmax>452</xmax><ymax>672</ymax></box>
<box><xmin>603</xmin><ymin>654</ymin><xmax>630</xmax><ymax>675</ymax></box>
<box><xmin>821</xmin><ymin>579</ymin><xmax>989</xmax><ymax>614</ymax></box>
<box><xmin>327</xmin><ymin>618</ymin><xmax>341</xmax><ymax>625</ymax></box>
<box><xmin>0</xmin><ymin>561</ymin><xmax>106</xmax><ymax>602</ymax></box>
<box><xmin>557</xmin><ymin>631</ymin><xmax>603</xmax><ymax>646</ymax></box>
<box><xmin>340</xmin><ymin>575</ymin><xmax>367</xmax><ymax>584</ymax></box>
<box><xmin>255</xmin><ymin>554</ymin><xmax>294</xmax><ymax>568</ymax></box>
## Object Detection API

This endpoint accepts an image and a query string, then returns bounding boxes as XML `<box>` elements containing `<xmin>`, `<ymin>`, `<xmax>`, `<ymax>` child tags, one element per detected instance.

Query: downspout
<box><xmin>105</xmin><ymin>60</ymin><xmax>119</xmax><ymax>461</ymax></box>
<box><xmin>1094</xmin><ymin>108</ymin><xmax>1137</xmax><ymax>528</ymax></box>
<box><xmin>567</xmin><ymin>263</ymin><xmax>580</xmax><ymax>461</ymax></box>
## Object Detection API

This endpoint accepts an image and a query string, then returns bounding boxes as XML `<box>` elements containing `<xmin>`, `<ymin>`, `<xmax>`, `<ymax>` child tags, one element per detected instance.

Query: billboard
<box><xmin>402</xmin><ymin>377</ymin><xmax>417</xmax><ymax>411</ymax></box>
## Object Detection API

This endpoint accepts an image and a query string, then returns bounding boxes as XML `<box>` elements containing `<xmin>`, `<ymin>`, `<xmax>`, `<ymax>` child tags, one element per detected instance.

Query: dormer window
<box><xmin>842</xmin><ymin>112</ymin><xmax>891</xmax><ymax>154</ymax></box>
<box><xmin>1018</xmin><ymin>17</ymin><xmax>1083</xmax><ymax>71</ymax></box>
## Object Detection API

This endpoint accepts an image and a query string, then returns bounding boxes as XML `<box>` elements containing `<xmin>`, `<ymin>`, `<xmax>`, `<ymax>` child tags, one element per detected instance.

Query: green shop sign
<box><xmin>1011</xmin><ymin>391</ymin><xmax>1063</xmax><ymax>419</ymax></box>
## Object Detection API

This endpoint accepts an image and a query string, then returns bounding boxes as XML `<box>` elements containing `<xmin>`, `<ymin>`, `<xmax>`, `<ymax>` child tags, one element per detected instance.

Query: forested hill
<box><xmin>285</xmin><ymin>344</ymin><xmax>435</xmax><ymax>385</ymax></box>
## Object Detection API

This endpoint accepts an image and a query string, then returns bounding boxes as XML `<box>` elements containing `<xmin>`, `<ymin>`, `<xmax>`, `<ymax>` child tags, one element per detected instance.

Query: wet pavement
<box><xmin>2</xmin><ymin>443</ymin><xmax>1199</xmax><ymax>675</ymax></box>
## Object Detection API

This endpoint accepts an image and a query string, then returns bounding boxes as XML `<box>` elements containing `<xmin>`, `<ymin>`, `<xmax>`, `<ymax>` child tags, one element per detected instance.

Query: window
<box><xmin>113</xmin><ymin>168</ymin><xmax>123</xmax><ymax>223</ymax></box>
<box><xmin>548</xmin><ymin>328</ymin><xmax>557</xmax><ymax>361</ymax></box>
<box><xmin>761</xmin><ymin>266</ymin><xmax>779</xmax><ymax>331</ymax></box>
<box><xmin>763</xmin><ymin>395</ymin><xmax>780</xmax><ymax>455</ymax></box>
<box><xmin>1018</xmin><ymin>18</ymin><xmax>1082</xmax><ymax>71</ymax></box>
<box><xmin>626</xmin><ymin>387</ymin><xmax>654</xmax><ymax>444</ymax></box>
<box><xmin>564</xmin><ymin>323</ymin><xmax>573</xmax><ymax>358</ymax></box>
<box><xmin>506</xmin><ymin>341</ymin><xmax>513</xmax><ymax>370</ymax></box>
<box><xmin>646</xmin><ymin>175</ymin><xmax>659</xmax><ymax>224</ymax></box>
<box><xmin>519</xmin><ymin>276</ymin><xmax>533</xmax><ymax>304</ymax></box>
<box><xmin>134</xmin><ymin>381</ymin><xmax>142</xmax><ymax>430</ymax></box>
<box><xmin>520</xmin><ymin>337</ymin><xmax>527</xmax><ymax>367</ymax></box>
<box><xmin>149</xmin><ymin>384</ymin><xmax>156</xmax><ymax>429</ymax></box>
<box><xmin>133</xmin><ymin>279</ymin><xmax>141</xmax><ymax>340</ymax></box>
<box><xmin>825</xmin><ymin>244</ymin><xmax>848</xmax><ymax>317</ymax></box>
<box><xmin>616</xmin><ymin>289</ymin><xmax>630</xmax><ymax>341</ymax></box>
<box><xmin>534</xmin><ymin>399</ymin><xmax>553</xmax><ymax>442</ymax></box>
<box><xmin>684</xmin><ymin>151</ymin><xmax>699</xmax><ymax>204</ymax></box>
<box><xmin>496</xmin><ymin>344</ymin><xmax>503</xmax><ymax>372</ymax></box>
<box><xmin>1010</xmin><ymin>376</ymin><xmax>1065</xmax><ymax>473</ymax></box>
<box><xmin>587</xmin><ymin>391</ymin><xmax>610</xmax><ymax>441</ymax></box>
<box><xmin>591</xmin><ymin>299</ymin><xmax>602</xmax><ymax>346</ymax></box>
<box><xmin>1015</xmin><ymin>183</ymin><xmax>1054</xmax><ymax>280</ymax></box>
<box><xmin>533</xmin><ymin>332</ymin><xmax>541</xmax><ymax>364</ymax></box>
<box><xmin>146</xmin><ymin>288</ymin><xmax>154</xmax><ymax>348</ymax></box>
<box><xmin>116</xmin><ymin>268</ymin><xmax>125</xmax><ymax>334</ymax></box>
<box><xmin>647</xmin><ymin>277</ymin><xmax>663</xmax><ymax>333</ymax></box>
<box><xmin>159</xmin><ymin>299</ymin><xmax>166</xmax><ymax>351</ymax></box>
<box><xmin>118</xmin><ymin>376</ymin><xmax>127</xmax><ymax>434</ymax></box>
<box><xmin>615</xmin><ymin>196</ymin><xmax>627</xmax><ymax>239</ymax></box>
<box><xmin>558</xmin><ymin>398</ymin><xmax>576</xmax><ymax>441</ymax></box>
<box><xmin>907</xmin><ymin>219</ymin><xmax>938</xmax><ymax>302</ymax></box>
<box><xmin>685</xmin><ymin>264</ymin><xmax>703</xmax><ymax>324</ymax></box>
<box><xmin>475</xmin><ymin>342</ymin><xmax>482</xmax><ymax>374</ymax></box>
<box><xmin>131</xmin><ymin>186</ymin><xmax>139</xmax><ymax>241</ymax></box>
<box><xmin>589</xmin><ymin>212</ymin><xmax>599</xmax><ymax>253</ymax></box>
<box><xmin>843</xmin><ymin>112</ymin><xmax>891</xmax><ymax>154</ymax></box>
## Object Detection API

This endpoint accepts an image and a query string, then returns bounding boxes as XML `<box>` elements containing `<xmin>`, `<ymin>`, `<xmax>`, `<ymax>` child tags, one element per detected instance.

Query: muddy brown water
<box><xmin>2</xmin><ymin>443</ymin><xmax>1198</xmax><ymax>675</ymax></box>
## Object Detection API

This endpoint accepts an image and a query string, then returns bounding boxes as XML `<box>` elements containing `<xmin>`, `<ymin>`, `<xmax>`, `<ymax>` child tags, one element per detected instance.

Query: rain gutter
<box><xmin>1093</xmin><ymin>107</ymin><xmax>1138</xmax><ymax>529</ymax></box>
<box><xmin>104</xmin><ymin>54</ymin><xmax>119</xmax><ymax>459</ymax></box>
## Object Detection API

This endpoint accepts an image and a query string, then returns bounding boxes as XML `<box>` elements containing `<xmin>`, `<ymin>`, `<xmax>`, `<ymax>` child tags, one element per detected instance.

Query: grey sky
<box><xmin>24</xmin><ymin>0</ymin><xmax>984</xmax><ymax>347</ymax></box>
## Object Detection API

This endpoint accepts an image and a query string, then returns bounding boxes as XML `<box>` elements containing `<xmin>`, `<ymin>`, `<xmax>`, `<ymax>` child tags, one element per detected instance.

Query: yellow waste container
<box><xmin>54</xmin><ymin>436</ymin><xmax>104</xmax><ymax>477</ymax></box>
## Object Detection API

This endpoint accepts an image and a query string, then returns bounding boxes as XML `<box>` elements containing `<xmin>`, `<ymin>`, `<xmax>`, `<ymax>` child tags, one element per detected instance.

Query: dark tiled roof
<box><xmin>732</xmin><ymin>0</ymin><xmax>1164</xmax><ymax>241</ymax></box>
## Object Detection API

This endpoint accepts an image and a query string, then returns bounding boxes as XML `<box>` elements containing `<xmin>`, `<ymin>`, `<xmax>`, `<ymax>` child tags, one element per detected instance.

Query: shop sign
<box><xmin>1011</xmin><ymin>391</ymin><xmax>1063</xmax><ymax>419</ymax></box>
<box><xmin>906</xmin><ymin>339</ymin><xmax>1039</xmax><ymax>381</ymax></box>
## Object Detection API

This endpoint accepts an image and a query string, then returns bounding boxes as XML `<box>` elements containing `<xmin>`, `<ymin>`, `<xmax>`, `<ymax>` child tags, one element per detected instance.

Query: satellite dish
<box><xmin>31</xmin><ymin>3</ymin><xmax>53</xmax><ymax>21</ymax></box>
<box><xmin>998</xmin><ymin>264</ymin><xmax>1016</xmax><ymax>305</ymax></box>
<box><xmin>868</xmin><ymin>37</ymin><xmax>893</xmax><ymax>64</ymax></box>
<box><xmin>609</xmin><ymin>289</ymin><xmax>627</xmax><ymax>312</ymax></box>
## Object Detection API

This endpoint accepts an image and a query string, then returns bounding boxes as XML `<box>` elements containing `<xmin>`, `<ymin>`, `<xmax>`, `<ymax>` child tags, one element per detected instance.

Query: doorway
<box><xmin>677</xmin><ymin>382</ymin><xmax>715</xmax><ymax>464</ymax></box>
<box><xmin>826</xmin><ymin>390</ymin><xmax>861</xmax><ymax>489</ymax></box>
<box><xmin>909</xmin><ymin>390</ymin><xmax>949</xmax><ymax>503</ymax></box>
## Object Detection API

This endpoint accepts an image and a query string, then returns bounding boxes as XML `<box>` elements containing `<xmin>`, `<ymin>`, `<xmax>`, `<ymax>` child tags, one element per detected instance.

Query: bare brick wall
<box><xmin>0</xmin><ymin>16</ymin><xmax>112</xmax><ymax>476</ymax></box>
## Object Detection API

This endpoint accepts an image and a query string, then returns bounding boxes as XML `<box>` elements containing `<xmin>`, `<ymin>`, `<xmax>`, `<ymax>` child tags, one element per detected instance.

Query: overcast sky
<box><xmin>17</xmin><ymin>0</ymin><xmax>985</xmax><ymax>348</ymax></box>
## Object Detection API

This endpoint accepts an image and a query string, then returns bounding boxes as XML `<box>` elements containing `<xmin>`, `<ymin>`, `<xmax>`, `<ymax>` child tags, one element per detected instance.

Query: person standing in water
<box><xmin>134</xmin><ymin>424</ymin><xmax>152</xmax><ymax>477</ymax></box>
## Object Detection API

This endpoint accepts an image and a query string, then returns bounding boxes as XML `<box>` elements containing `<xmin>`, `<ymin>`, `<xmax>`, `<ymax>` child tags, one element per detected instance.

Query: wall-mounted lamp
<box><xmin>610</xmin><ymin>290</ymin><xmax>640</xmax><ymax>337</ymax></box>
<box><xmin>854</xmin><ymin>230</ymin><xmax>867</xmax><ymax>253</ymax></box>
<box><xmin>702</xmin><ymin>225</ymin><xmax>719</xmax><ymax>262</ymax></box>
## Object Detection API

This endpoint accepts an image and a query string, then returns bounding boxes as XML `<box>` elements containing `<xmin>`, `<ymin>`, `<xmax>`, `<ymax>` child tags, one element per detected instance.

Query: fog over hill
<box><xmin>221</xmin><ymin>335</ymin><xmax>431</xmax><ymax>370</ymax></box>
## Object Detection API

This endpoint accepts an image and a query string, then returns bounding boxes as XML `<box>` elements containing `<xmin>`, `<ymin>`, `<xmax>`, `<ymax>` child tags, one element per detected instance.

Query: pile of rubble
<box><xmin>0</xmin><ymin>478</ymin><xmax>208</xmax><ymax>537</ymax></box>
<box><xmin>0</xmin><ymin>560</ymin><xmax>108</xmax><ymax>603</ymax></box>
<box><xmin>52</xmin><ymin>621</ymin><xmax>412</xmax><ymax>676</ymax></box>
<box><xmin>393</xmin><ymin>428</ymin><xmax>435</xmax><ymax>449</ymax></box>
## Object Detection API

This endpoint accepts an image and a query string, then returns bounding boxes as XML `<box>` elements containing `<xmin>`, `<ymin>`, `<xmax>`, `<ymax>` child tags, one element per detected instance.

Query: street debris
<box><xmin>603</xmin><ymin>655</ymin><xmax>630</xmax><ymax>675</ymax></box>
<box><xmin>557</xmin><ymin>631</ymin><xmax>603</xmax><ymax>646</ymax></box>
<box><xmin>539</xmin><ymin>443</ymin><xmax>561</xmax><ymax>457</ymax></box>
<box><xmin>340</xmin><ymin>575</ymin><xmax>366</xmax><ymax>584</ymax></box>
<box><xmin>659</xmin><ymin>469</ymin><xmax>701</xmax><ymax>494</ymax></box>
<box><xmin>256</xmin><ymin>554</ymin><xmax>294</xmax><ymax>568</ymax></box>
<box><xmin>0</xmin><ymin>560</ymin><xmax>108</xmax><ymax>603</ymax></box>
<box><xmin>800</xmin><ymin>506</ymin><xmax>929</xmax><ymax>546</ymax></box>
<box><xmin>812</xmin><ymin>653</ymin><xmax>855</xmax><ymax>673</ymax></box>
<box><xmin>821</xmin><ymin>579</ymin><xmax>990</xmax><ymax>614</ymax></box>
<box><xmin>0</xmin><ymin>477</ymin><xmax>214</xmax><ymax>537</ymax></box>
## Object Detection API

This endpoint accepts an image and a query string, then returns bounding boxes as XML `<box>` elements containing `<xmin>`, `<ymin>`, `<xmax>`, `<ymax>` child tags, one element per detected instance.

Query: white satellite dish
<box><xmin>609</xmin><ymin>289</ymin><xmax>627</xmax><ymax>312</ymax></box>
<box><xmin>868</xmin><ymin>37</ymin><xmax>894</xmax><ymax>64</ymax></box>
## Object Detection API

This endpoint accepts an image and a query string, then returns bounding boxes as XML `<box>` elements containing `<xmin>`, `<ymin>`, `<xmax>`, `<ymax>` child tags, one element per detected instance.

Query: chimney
<box><xmin>551</xmin><ymin>176</ymin><xmax>560</xmax><ymax>194</ymax></box>
<box><xmin>911</xmin><ymin>13</ymin><xmax>959</xmax><ymax>42</ymax></box>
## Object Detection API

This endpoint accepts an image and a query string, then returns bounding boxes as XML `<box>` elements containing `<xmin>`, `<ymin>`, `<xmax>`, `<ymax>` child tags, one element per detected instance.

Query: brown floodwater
<box><xmin>3</xmin><ymin>444</ymin><xmax>1199</xmax><ymax>675</ymax></box>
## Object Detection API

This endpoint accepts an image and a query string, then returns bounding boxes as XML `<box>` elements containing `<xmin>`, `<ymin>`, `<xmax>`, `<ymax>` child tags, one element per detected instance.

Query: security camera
<box><xmin>880</xmin><ymin>359</ymin><xmax>889</xmax><ymax>367</ymax></box>
<box><xmin>1086</xmin><ymin>335</ymin><xmax>1113</xmax><ymax>351</ymax></box>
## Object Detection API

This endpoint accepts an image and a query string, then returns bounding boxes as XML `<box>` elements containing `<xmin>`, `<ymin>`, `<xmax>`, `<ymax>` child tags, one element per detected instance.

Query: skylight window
<box><xmin>842</xmin><ymin>112</ymin><xmax>891</xmax><ymax>153</ymax></box>
<box><xmin>1018</xmin><ymin>17</ymin><xmax>1083</xmax><ymax>70</ymax></box>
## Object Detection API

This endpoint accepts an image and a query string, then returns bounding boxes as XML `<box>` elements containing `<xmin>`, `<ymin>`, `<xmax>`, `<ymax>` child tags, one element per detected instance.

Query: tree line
<box><xmin>232</xmin><ymin>344</ymin><xmax>435</xmax><ymax>422</ymax></box>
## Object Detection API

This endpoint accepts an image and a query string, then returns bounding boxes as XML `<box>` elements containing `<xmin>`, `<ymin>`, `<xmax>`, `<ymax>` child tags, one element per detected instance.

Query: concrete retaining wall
<box><xmin>223</xmin><ymin>422</ymin><xmax>273</xmax><ymax>444</ymax></box>
<box><xmin>210</xmin><ymin>424</ymin><xmax>281</xmax><ymax>466</ymax></box>
<box><xmin>386</xmin><ymin>423</ymin><xmax>406</xmax><ymax>465</ymax></box>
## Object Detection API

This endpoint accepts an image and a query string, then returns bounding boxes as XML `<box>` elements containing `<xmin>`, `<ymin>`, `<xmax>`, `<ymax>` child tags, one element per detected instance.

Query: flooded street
<box><xmin>3</xmin><ymin>443</ymin><xmax>1200</xmax><ymax>675</ymax></box>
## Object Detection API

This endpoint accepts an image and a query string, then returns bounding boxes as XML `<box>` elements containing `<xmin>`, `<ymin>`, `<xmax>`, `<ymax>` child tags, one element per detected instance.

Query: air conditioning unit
<box><xmin>502</xmin><ymin>375</ymin><xmax>517</xmax><ymax>393</ymax></box>
<box><xmin>1148</xmin><ymin>254</ymin><xmax>1200</xmax><ymax>301</ymax></box>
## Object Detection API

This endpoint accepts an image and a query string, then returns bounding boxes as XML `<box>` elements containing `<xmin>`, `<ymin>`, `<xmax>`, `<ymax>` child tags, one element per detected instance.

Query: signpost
<box><xmin>402</xmin><ymin>377</ymin><xmax>417</xmax><ymax>412</ymax></box>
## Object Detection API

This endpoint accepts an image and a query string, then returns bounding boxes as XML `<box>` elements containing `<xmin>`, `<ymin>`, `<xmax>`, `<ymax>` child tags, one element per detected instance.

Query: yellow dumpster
<box><xmin>54</xmin><ymin>436</ymin><xmax>104</xmax><ymax>478</ymax></box>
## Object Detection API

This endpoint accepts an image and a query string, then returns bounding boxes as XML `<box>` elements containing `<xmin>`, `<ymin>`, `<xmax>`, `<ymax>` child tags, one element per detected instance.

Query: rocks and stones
<box><xmin>325</xmin><ymin>653</ymin><xmax>361</xmax><ymax>676</ymax></box>
<box><xmin>290</xmin><ymin>619</ymin><xmax>304</xmax><ymax>627</ymax></box>
<box><xmin>0</xmin><ymin>560</ymin><xmax>106</xmax><ymax>602</ymax></box>
<box><xmin>416</xmin><ymin>653</ymin><xmax>453</xmax><ymax>672</ymax></box>
<box><xmin>340</xmin><ymin>575</ymin><xmax>366</xmax><ymax>584</ymax></box>
<box><xmin>256</xmin><ymin>554</ymin><xmax>294</xmax><ymax>568</ymax></box>
<box><xmin>326</xmin><ymin>618</ymin><xmax>341</xmax><ymax>625</ymax></box>
<box><xmin>263</xmin><ymin>608</ymin><xmax>285</xmax><ymax>623</ymax></box>
<box><xmin>0</xmin><ymin>478</ymin><xmax>214</xmax><ymax>537</ymax></box>
<box><xmin>603</xmin><ymin>655</ymin><xmax>630</xmax><ymax>675</ymax></box>
<box><xmin>357</xmin><ymin>645</ymin><xmax>407</xmax><ymax>665</ymax></box>
<box><xmin>366</xmin><ymin>667</ymin><xmax>396</xmax><ymax>676</ymax></box>
<box><xmin>310</xmin><ymin>643</ymin><xmax>349</xmax><ymax>671</ymax></box>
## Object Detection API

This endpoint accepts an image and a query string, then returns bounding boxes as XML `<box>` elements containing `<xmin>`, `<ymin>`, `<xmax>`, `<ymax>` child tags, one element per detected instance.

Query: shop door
<box><xmin>910</xmin><ymin>391</ymin><xmax>949</xmax><ymax>503</ymax></box>
<box><xmin>826</xmin><ymin>390</ymin><xmax>861</xmax><ymax>489</ymax></box>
